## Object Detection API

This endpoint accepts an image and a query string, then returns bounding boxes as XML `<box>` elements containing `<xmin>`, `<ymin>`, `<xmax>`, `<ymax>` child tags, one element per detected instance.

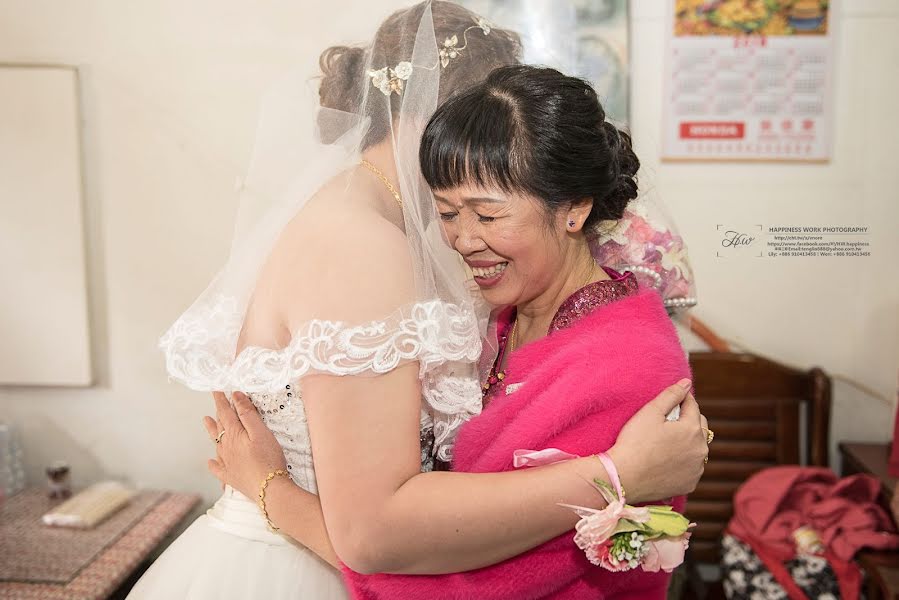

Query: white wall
<box><xmin>631</xmin><ymin>0</ymin><xmax>899</xmax><ymax>465</ymax></box>
<box><xmin>1</xmin><ymin>0</ymin><xmax>896</xmax><ymax>506</ymax></box>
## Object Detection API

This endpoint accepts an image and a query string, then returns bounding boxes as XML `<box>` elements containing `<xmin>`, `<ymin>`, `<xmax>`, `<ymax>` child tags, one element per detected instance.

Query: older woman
<box><xmin>202</xmin><ymin>62</ymin><xmax>708</xmax><ymax>600</ymax></box>
<box><xmin>338</xmin><ymin>65</ymin><xmax>704</xmax><ymax>599</ymax></box>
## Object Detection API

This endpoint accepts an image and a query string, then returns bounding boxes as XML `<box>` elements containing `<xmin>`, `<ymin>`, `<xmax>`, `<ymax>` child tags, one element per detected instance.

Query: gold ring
<box><xmin>705</xmin><ymin>428</ymin><xmax>715</xmax><ymax>445</ymax></box>
<box><xmin>215</xmin><ymin>430</ymin><xmax>226</xmax><ymax>444</ymax></box>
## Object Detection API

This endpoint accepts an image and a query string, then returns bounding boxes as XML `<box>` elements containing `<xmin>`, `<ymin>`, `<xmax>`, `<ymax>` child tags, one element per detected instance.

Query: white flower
<box><xmin>368</xmin><ymin>67</ymin><xmax>388</xmax><ymax>88</ymax></box>
<box><xmin>658</xmin><ymin>244</ymin><xmax>692</xmax><ymax>281</ymax></box>
<box><xmin>368</xmin><ymin>64</ymin><xmax>412</xmax><ymax>96</ymax></box>
<box><xmin>439</xmin><ymin>35</ymin><xmax>460</xmax><ymax>68</ymax></box>
<box><xmin>393</xmin><ymin>61</ymin><xmax>413</xmax><ymax>80</ymax></box>
<box><xmin>368</xmin><ymin>67</ymin><xmax>390</xmax><ymax>95</ymax></box>
<box><xmin>476</xmin><ymin>17</ymin><xmax>492</xmax><ymax>34</ymax></box>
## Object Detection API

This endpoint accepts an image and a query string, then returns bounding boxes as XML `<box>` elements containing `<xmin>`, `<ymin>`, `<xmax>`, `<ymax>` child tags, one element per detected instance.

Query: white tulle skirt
<box><xmin>127</xmin><ymin>486</ymin><xmax>348</xmax><ymax>599</ymax></box>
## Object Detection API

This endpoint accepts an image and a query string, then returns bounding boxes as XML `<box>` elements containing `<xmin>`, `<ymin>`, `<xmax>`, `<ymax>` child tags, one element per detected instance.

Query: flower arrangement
<box><xmin>590</xmin><ymin>198</ymin><xmax>696</xmax><ymax>312</ymax></box>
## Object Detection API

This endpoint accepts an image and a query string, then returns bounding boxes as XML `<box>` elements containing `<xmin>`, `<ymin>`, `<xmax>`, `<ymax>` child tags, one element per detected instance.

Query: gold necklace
<box><xmin>507</xmin><ymin>318</ymin><xmax>519</xmax><ymax>354</ymax></box>
<box><xmin>360</xmin><ymin>160</ymin><xmax>403</xmax><ymax>210</ymax></box>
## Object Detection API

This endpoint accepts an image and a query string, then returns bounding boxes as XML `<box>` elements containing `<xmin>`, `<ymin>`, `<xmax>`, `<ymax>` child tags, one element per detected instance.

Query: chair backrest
<box><xmin>686</xmin><ymin>351</ymin><xmax>832</xmax><ymax>564</ymax></box>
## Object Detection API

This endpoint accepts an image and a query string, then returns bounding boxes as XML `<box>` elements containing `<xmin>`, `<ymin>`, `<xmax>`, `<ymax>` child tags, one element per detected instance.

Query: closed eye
<box><xmin>477</xmin><ymin>214</ymin><xmax>496</xmax><ymax>223</ymax></box>
<box><xmin>439</xmin><ymin>212</ymin><xmax>458</xmax><ymax>222</ymax></box>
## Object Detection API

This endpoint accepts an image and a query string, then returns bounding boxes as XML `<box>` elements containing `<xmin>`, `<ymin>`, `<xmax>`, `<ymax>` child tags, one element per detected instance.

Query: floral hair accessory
<box><xmin>513</xmin><ymin>448</ymin><xmax>694</xmax><ymax>573</ymax></box>
<box><xmin>369</xmin><ymin>16</ymin><xmax>494</xmax><ymax>96</ymax></box>
<box><xmin>368</xmin><ymin>62</ymin><xmax>413</xmax><ymax>96</ymax></box>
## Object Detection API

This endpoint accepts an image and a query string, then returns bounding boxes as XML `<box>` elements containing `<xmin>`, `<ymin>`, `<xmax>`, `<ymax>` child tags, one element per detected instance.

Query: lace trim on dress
<box><xmin>160</xmin><ymin>295</ymin><xmax>483</xmax><ymax>392</ymax></box>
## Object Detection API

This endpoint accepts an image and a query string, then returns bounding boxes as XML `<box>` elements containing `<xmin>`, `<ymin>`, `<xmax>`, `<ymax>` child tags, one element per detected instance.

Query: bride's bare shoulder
<box><xmin>290</xmin><ymin>170</ymin><xmax>408</xmax><ymax>260</ymax></box>
<box><xmin>259</xmin><ymin>171</ymin><xmax>415</xmax><ymax>321</ymax></box>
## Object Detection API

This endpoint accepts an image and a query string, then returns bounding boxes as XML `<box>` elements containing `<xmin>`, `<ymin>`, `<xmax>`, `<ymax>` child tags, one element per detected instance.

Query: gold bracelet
<box><xmin>258</xmin><ymin>469</ymin><xmax>290</xmax><ymax>531</ymax></box>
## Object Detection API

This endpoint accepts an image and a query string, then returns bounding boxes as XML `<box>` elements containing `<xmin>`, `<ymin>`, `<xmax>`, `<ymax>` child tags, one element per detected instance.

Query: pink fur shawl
<box><xmin>342</xmin><ymin>288</ymin><xmax>691</xmax><ymax>599</ymax></box>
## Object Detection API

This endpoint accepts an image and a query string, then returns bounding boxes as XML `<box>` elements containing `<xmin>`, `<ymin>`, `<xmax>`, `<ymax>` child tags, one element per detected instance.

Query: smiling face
<box><xmin>434</xmin><ymin>183</ymin><xmax>589</xmax><ymax>308</ymax></box>
<box><xmin>420</xmin><ymin>66</ymin><xmax>642</xmax><ymax>310</ymax></box>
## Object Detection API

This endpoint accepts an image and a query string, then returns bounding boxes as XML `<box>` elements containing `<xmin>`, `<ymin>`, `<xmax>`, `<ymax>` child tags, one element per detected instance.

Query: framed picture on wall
<box><xmin>456</xmin><ymin>0</ymin><xmax>631</xmax><ymax>126</ymax></box>
<box><xmin>0</xmin><ymin>65</ymin><xmax>92</xmax><ymax>386</ymax></box>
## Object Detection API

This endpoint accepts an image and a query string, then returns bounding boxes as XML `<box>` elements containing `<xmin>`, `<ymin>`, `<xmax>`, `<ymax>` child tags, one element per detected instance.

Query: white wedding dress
<box><xmin>127</xmin><ymin>394</ymin><xmax>476</xmax><ymax>599</ymax></box>
<box><xmin>129</xmin><ymin>4</ymin><xmax>503</xmax><ymax>596</ymax></box>
<box><xmin>128</xmin><ymin>302</ymin><xmax>483</xmax><ymax>599</ymax></box>
<box><xmin>126</xmin><ymin>386</ymin><xmax>347</xmax><ymax>599</ymax></box>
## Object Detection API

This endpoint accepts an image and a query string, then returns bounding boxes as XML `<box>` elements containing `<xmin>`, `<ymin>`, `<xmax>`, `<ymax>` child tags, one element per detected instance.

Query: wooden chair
<box><xmin>682</xmin><ymin>351</ymin><xmax>832</xmax><ymax>597</ymax></box>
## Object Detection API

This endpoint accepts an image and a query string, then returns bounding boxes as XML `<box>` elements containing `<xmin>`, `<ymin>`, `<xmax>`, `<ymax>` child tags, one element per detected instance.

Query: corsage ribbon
<box><xmin>513</xmin><ymin>448</ymin><xmax>695</xmax><ymax>573</ymax></box>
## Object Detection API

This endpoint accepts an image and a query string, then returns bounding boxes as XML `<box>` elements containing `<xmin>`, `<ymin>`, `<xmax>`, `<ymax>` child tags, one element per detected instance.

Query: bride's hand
<box><xmin>606</xmin><ymin>379</ymin><xmax>709</xmax><ymax>504</ymax></box>
<box><xmin>203</xmin><ymin>391</ymin><xmax>288</xmax><ymax>499</ymax></box>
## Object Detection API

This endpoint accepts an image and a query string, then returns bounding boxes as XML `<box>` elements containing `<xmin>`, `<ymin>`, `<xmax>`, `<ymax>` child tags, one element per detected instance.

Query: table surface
<box><xmin>840</xmin><ymin>442</ymin><xmax>898</xmax><ymax>499</ymax></box>
<box><xmin>839</xmin><ymin>442</ymin><xmax>899</xmax><ymax>600</ymax></box>
<box><xmin>0</xmin><ymin>490</ymin><xmax>200</xmax><ymax>600</ymax></box>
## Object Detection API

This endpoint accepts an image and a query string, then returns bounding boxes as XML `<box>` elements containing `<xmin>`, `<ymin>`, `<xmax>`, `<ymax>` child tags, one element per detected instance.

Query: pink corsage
<box><xmin>514</xmin><ymin>449</ymin><xmax>694</xmax><ymax>573</ymax></box>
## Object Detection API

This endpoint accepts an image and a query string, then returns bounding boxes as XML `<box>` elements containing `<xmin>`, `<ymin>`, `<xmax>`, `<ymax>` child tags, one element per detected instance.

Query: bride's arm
<box><xmin>206</xmin><ymin>392</ymin><xmax>340</xmax><ymax>568</ymax></box>
<box><xmin>211</xmin><ymin>211</ymin><xmax>705</xmax><ymax>575</ymax></box>
<box><xmin>211</xmin><ymin>380</ymin><xmax>700</xmax><ymax>575</ymax></box>
<box><xmin>261</xmin><ymin>479</ymin><xmax>339</xmax><ymax>567</ymax></box>
<box><xmin>300</xmin><ymin>367</ymin><xmax>702</xmax><ymax>575</ymax></box>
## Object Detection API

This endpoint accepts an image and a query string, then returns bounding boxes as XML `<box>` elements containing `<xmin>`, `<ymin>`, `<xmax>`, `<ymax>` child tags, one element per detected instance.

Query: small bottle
<box><xmin>46</xmin><ymin>461</ymin><xmax>72</xmax><ymax>500</ymax></box>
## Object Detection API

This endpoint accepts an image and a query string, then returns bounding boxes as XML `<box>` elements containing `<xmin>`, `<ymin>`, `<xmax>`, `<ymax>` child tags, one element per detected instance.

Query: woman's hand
<box><xmin>607</xmin><ymin>379</ymin><xmax>709</xmax><ymax>503</ymax></box>
<box><xmin>203</xmin><ymin>391</ymin><xmax>288</xmax><ymax>499</ymax></box>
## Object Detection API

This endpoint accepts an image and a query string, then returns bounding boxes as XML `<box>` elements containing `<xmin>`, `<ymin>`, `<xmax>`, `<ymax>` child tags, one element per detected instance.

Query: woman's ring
<box><xmin>215</xmin><ymin>430</ymin><xmax>226</xmax><ymax>444</ymax></box>
<box><xmin>704</xmin><ymin>428</ymin><xmax>715</xmax><ymax>445</ymax></box>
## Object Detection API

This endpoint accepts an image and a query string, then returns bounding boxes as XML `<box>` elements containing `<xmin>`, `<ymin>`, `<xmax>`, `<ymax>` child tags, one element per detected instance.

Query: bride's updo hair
<box><xmin>420</xmin><ymin>65</ymin><xmax>640</xmax><ymax>229</ymax></box>
<box><xmin>318</xmin><ymin>1</ymin><xmax>521</xmax><ymax>148</ymax></box>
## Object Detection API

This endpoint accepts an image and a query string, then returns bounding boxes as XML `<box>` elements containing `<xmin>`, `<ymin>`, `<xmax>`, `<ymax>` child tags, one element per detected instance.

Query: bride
<box><xmin>128</xmin><ymin>2</ymin><xmax>707</xmax><ymax>598</ymax></box>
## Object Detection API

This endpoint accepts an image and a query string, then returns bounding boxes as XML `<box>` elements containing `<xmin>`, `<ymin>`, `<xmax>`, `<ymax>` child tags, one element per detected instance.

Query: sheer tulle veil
<box><xmin>158</xmin><ymin>1</ymin><xmax>697</xmax><ymax>463</ymax></box>
<box><xmin>159</xmin><ymin>2</ymin><xmax>524</xmax><ymax>462</ymax></box>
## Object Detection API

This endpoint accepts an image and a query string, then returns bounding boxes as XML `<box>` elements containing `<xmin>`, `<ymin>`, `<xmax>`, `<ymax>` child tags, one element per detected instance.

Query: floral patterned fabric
<box><xmin>721</xmin><ymin>534</ymin><xmax>845</xmax><ymax>600</ymax></box>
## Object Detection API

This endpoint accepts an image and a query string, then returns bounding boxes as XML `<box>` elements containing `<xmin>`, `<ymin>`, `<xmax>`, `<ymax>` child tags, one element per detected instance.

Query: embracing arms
<box><xmin>207</xmin><ymin>377</ymin><xmax>705</xmax><ymax>574</ymax></box>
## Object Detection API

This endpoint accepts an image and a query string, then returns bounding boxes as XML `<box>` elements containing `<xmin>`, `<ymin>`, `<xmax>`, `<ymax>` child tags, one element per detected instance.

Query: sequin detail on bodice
<box><xmin>248</xmin><ymin>385</ymin><xmax>437</xmax><ymax>493</ymax></box>
<box><xmin>248</xmin><ymin>386</ymin><xmax>317</xmax><ymax>492</ymax></box>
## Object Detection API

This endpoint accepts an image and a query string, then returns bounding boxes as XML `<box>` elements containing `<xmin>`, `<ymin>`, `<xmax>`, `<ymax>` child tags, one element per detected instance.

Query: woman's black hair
<box><xmin>420</xmin><ymin>65</ymin><xmax>639</xmax><ymax>228</ymax></box>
